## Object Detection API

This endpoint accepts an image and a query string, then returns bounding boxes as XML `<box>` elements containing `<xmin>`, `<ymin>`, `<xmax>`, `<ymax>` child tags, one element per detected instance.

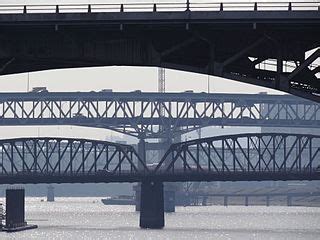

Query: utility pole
<box><xmin>158</xmin><ymin>67</ymin><xmax>166</xmax><ymax>156</ymax></box>
<box><xmin>27</xmin><ymin>72</ymin><xmax>30</xmax><ymax>92</ymax></box>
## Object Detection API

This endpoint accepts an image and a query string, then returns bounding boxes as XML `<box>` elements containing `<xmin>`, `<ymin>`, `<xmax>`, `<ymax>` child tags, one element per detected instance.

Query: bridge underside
<box><xmin>1</xmin><ymin>172</ymin><xmax>319</xmax><ymax>185</ymax></box>
<box><xmin>0</xmin><ymin>11</ymin><xmax>319</xmax><ymax>101</ymax></box>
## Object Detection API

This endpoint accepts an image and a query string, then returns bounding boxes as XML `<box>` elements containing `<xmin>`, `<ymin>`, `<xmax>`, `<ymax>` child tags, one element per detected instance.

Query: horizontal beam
<box><xmin>0</xmin><ymin>172</ymin><xmax>319</xmax><ymax>185</ymax></box>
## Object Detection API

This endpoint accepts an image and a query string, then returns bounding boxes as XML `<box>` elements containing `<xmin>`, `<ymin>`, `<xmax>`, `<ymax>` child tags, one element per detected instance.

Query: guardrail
<box><xmin>0</xmin><ymin>1</ymin><xmax>318</xmax><ymax>14</ymax></box>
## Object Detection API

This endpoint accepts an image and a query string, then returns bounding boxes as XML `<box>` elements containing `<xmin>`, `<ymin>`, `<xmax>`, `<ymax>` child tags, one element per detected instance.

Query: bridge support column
<box><xmin>140</xmin><ymin>181</ymin><xmax>164</xmax><ymax>229</ymax></box>
<box><xmin>135</xmin><ymin>137</ymin><xmax>146</xmax><ymax>211</ymax></box>
<box><xmin>164</xmin><ymin>188</ymin><xmax>175</xmax><ymax>213</ymax></box>
<box><xmin>287</xmin><ymin>196</ymin><xmax>292</xmax><ymax>206</ymax></box>
<box><xmin>4</xmin><ymin>188</ymin><xmax>38</xmax><ymax>232</ymax></box>
<box><xmin>137</xmin><ymin>138</ymin><xmax>146</xmax><ymax>169</ymax></box>
<box><xmin>224</xmin><ymin>196</ymin><xmax>228</xmax><ymax>206</ymax></box>
<box><xmin>6</xmin><ymin>189</ymin><xmax>25</xmax><ymax>229</ymax></box>
<box><xmin>245</xmin><ymin>196</ymin><xmax>249</xmax><ymax>206</ymax></box>
<box><xmin>134</xmin><ymin>185</ymin><xmax>141</xmax><ymax>211</ymax></box>
<box><xmin>202</xmin><ymin>196</ymin><xmax>208</xmax><ymax>206</ymax></box>
<box><xmin>47</xmin><ymin>185</ymin><xmax>55</xmax><ymax>202</ymax></box>
<box><xmin>266</xmin><ymin>195</ymin><xmax>270</xmax><ymax>207</ymax></box>
<box><xmin>162</xmin><ymin>134</ymin><xmax>177</xmax><ymax>213</ymax></box>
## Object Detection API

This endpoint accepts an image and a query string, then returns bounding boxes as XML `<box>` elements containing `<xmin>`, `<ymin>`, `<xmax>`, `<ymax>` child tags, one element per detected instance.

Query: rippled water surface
<box><xmin>1</xmin><ymin>197</ymin><xmax>320</xmax><ymax>240</ymax></box>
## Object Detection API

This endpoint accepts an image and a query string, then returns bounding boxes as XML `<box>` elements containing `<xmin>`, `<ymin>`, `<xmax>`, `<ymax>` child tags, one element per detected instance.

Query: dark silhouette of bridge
<box><xmin>0</xmin><ymin>92</ymin><xmax>319</xmax><ymax>138</ymax></box>
<box><xmin>0</xmin><ymin>132</ymin><xmax>319</xmax><ymax>228</ymax></box>
<box><xmin>0</xmin><ymin>133</ymin><xmax>319</xmax><ymax>184</ymax></box>
<box><xmin>0</xmin><ymin>1</ymin><xmax>319</xmax><ymax>101</ymax></box>
<box><xmin>0</xmin><ymin>0</ymin><xmax>319</xmax><ymax>229</ymax></box>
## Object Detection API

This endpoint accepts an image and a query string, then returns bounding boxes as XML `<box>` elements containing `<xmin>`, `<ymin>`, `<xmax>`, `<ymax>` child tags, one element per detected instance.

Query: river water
<box><xmin>1</xmin><ymin>197</ymin><xmax>320</xmax><ymax>240</ymax></box>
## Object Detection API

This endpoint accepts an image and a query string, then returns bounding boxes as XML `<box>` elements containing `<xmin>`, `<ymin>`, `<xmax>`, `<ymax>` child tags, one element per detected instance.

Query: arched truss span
<box><xmin>0</xmin><ymin>137</ymin><xmax>148</xmax><ymax>176</ymax></box>
<box><xmin>155</xmin><ymin>133</ymin><xmax>320</xmax><ymax>175</ymax></box>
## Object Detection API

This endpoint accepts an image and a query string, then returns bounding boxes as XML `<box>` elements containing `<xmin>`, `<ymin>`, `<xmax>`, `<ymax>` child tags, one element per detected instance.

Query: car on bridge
<box><xmin>97</xmin><ymin>169</ymin><xmax>112</xmax><ymax>175</ymax></box>
<box><xmin>72</xmin><ymin>113</ymin><xmax>86</xmax><ymax>118</ymax></box>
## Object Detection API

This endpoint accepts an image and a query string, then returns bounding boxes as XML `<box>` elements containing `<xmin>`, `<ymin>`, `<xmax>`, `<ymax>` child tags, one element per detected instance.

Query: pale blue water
<box><xmin>1</xmin><ymin>197</ymin><xmax>320</xmax><ymax>240</ymax></box>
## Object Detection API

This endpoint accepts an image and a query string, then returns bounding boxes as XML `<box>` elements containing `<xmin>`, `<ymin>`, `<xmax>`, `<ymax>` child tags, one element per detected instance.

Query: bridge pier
<box><xmin>4</xmin><ymin>189</ymin><xmax>37</xmax><ymax>232</ymax></box>
<box><xmin>266</xmin><ymin>195</ymin><xmax>270</xmax><ymax>206</ymax></box>
<box><xmin>134</xmin><ymin>186</ymin><xmax>141</xmax><ymax>211</ymax></box>
<box><xmin>160</xmin><ymin>133</ymin><xmax>177</xmax><ymax>213</ymax></box>
<box><xmin>202</xmin><ymin>196</ymin><xmax>208</xmax><ymax>206</ymax></box>
<box><xmin>47</xmin><ymin>185</ymin><xmax>55</xmax><ymax>202</ymax></box>
<box><xmin>287</xmin><ymin>195</ymin><xmax>293</xmax><ymax>206</ymax></box>
<box><xmin>139</xmin><ymin>181</ymin><xmax>164</xmax><ymax>229</ymax></box>
<box><xmin>164</xmin><ymin>189</ymin><xmax>175</xmax><ymax>213</ymax></box>
<box><xmin>245</xmin><ymin>196</ymin><xmax>249</xmax><ymax>206</ymax></box>
<box><xmin>137</xmin><ymin>138</ymin><xmax>146</xmax><ymax>169</ymax></box>
<box><xmin>224</xmin><ymin>196</ymin><xmax>228</xmax><ymax>206</ymax></box>
<box><xmin>135</xmin><ymin>137</ymin><xmax>146</xmax><ymax>211</ymax></box>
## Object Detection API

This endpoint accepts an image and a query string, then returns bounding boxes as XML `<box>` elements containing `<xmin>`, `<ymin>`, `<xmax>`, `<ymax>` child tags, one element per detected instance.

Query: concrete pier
<box><xmin>266</xmin><ymin>195</ymin><xmax>270</xmax><ymax>206</ymax></box>
<box><xmin>202</xmin><ymin>196</ymin><xmax>208</xmax><ymax>206</ymax></box>
<box><xmin>3</xmin><ymin>188</ymin><xmax>37</xmax><ymax>232</ymax></box>
<box><xmin>245</xmin><ymin>196</ymin><xmax>249</xmax><ymax>206</ymax></box>
<box><xmin>164</xmin><ymin>190</ymin><xmax>175</xmax><ymax>213</ymax></box>
<box><xmin>224</xmin><ymin>196</ymin><xmax>228</xmax><ymax>206</ymax></box>
<box><xmin>140</xmin><ymin>181</ymin><xmax>164</xmax><ymax>229</ymax></box>
<box><xmin>47</xmin><ymin>185</ymin><xmax>55</xmax><ymax>202</ymax></box>
<box><xmin>135</xmin><ymin>137</ymin><xmax>146</xmax><ymax>212</ymax></box>
<box><xmin>134</xmin><ymin>184</ymin><xmax>141</xmax><ymax>211</ymax></box>
<box><xmin>287</xmin><ymin>195</ymin><xmax>293</xmax><ymax>206</ymax></box>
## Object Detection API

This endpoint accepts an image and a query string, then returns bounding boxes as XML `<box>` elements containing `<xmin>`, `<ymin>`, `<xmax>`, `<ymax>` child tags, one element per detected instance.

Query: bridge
<box><xmin>0</xmin><ymin>92</ymin><xmax>319</xmax><ymax>138</ymax></box>
<box><xmin>0</xmin><ymin>133</ymin><xmax>319</xmax><ymax>183</ymax></box>
<box><xmin>0</xmin><ymin>132</ymin><xmax>319</xmax><ymax>228</ymax></box>
<box><xmin>0</xmin><ymin>1</ymin><xmax>319</xmax><ymax>101</ymax></box>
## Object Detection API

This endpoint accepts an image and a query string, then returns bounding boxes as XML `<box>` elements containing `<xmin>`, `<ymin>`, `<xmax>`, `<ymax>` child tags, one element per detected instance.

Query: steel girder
<box><xmin>0</xmin><ymin>4</ymin><xmax>319</xmax><ymax>101</ymax></box>
<box><xmin>0</xmin><ymin>92</ymin><xmax>319</xmax><ymax>138</ymax></box>
<box><xmin>0</xmin><ymin>137</ymin><xmax>148</xmax><ymax>176</ymax></box>
<box><xmin>0</xmin><ymin>134</ymin><xmax>319</xmax><ymax>184</ymax></box>
<box><xmin>155</xmin><ymin>133</ymin><xmax>320</xmax><ymax>175</ymax></box>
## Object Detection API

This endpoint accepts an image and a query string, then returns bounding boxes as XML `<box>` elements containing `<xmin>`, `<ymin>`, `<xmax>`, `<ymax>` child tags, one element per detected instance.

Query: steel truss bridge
<box><xmin>0</xmin><ymin>1</ymin><xmax>319</xmax><ymax>101</ymax></box>
<box><xmin>0</xmin><ymin>92</ymin><xmax>319</xmax><ymax>138</ymax></box>
<box><xmin>0</xmin><ymin>133</ymin><xmax>319</xmax><ymax>184</ymax></box>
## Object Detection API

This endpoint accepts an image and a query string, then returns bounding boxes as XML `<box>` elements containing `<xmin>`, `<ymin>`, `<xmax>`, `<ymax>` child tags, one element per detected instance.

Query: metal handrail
<box><xmin>0</xmin><ymin>1</ymin><xmax>318</xmax><ymax>14</ymax></box>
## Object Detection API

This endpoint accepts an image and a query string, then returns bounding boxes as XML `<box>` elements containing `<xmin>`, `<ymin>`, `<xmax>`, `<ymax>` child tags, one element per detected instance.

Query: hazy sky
<box><xmin>0</xmin><ymin>0</ymin><xmax>316</xmax><ymax>143</ymax></box>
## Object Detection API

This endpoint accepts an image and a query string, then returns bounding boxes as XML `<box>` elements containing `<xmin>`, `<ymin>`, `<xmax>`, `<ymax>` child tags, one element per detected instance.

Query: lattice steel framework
<box><xmin>0</xmin><ymin>137</ymin><xmax>148</xmax><ymax>175</ymax></box>
<box><xmin>0</xmin><ymin>92</ymin><xmax>319</xmax><ymax>138</ymax></box>
<box><xmin>155</xmin><ymin>133</ymin><xmax>320</xmax><ymax>175</ymax></box>
<box><xmin>0</xmin><ymin>134</ymin><xmax>319</xmax><ymax>183</ymax></box>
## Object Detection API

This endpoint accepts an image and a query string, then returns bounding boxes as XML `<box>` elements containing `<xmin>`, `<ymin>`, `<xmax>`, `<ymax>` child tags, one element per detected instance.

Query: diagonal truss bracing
<box><xmin>0</xmin><ymin>137</ymin><xmax>148</xmax><ymax>175</ymax></box>
<box><xmin>155</xmin><ymin>133</ymin><xmax>320</xmax><ymax>175</ymax></box>
<box><xmin>0</xmin><ymin>92</ymin><xmax>319</xmax><ymax>138</ymax></box>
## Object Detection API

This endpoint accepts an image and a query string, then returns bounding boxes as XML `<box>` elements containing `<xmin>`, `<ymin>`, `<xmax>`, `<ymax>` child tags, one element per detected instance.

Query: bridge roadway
<box><xmin>0</xmin><ymin>92</ymin><xmax>319</xmax><ymax>138</ymax></box>
<box><xmin>0</xmin><ymin>1</ymin><xmax>319</xmax><ymax>101</ymax></box>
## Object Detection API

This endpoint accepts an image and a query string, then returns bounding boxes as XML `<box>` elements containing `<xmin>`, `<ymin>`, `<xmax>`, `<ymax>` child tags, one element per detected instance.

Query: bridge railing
<box><xmin>0</xmin><ymin>1</ymin><xmax>318</xmax><ymax>14</ymax></box>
